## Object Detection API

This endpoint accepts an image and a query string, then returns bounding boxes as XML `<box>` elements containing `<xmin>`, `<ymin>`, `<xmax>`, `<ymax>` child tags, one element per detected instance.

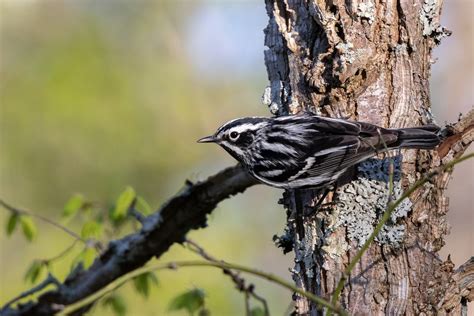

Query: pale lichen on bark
<box><xmin>420</xmin><ymin>0</ymin><xmax>452</xmax><ymax>43</ymax></box>
<box><xmin>328</xmin><ymin>156</ymin><xmax>412</xmax><ymax>251</ymax></box>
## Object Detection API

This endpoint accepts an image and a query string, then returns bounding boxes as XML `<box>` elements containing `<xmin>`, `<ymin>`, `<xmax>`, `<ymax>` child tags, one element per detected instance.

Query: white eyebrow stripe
<box><xmin>230</xmin><ymin>122</ymin><xmax>267</xmax><ymax>133</ymax></box>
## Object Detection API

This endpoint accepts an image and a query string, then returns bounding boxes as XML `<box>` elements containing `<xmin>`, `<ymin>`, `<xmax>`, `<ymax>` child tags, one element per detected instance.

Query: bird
<box><xmin>198</xmin><ymin>114</ymin><xmax>441</xmax><ymax>190</ymax></box>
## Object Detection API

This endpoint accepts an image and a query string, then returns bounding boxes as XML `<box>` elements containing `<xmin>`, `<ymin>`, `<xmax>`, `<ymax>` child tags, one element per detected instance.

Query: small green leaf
<box><xmin>250</xmin><ymin>307</ymin><xmax>265</xmax><ymax>316</ymax></box>
<box><xmin>6</xmin><ymin>213</ymin><xmax>19</xmax><ymax>236</ymax></box>
<box><xmin>72</xmin><ymin>247</ymin><xmax>98</xmax><ymax>270</ymax></box>
<box><xmin>148</xmin><ymin>271</ymin><xmax>159</xmax><ymax>285</ymax></box>
<box><xmin>102</xmin><ymin>294</ymin><xmax>127</xmax><ymax>316</ymax></box>
<box><xmin>81</xmin><ymin>247</ymin><xmax>97</xmax><ymax>269</ymax></box>
<box><xmin>20</xmin><ymin>216</ymin><xmax>37</xmax><ymax>241</ymax></box>
<box><xmin>133</xmin><ymin>272</ymin><xmax>159</xmax><ymax>298</ymax></box>
<box><xmin>81</xmin><ymin>220</ymin><xmax>103</xmax><ymax>239</ymax></box>
<box><xmin>136</xmin><ymin>196</ymin><xmax>152</xmax><ymax>216</ymax></box>
<box><xmin>24</xmin><ymin>260</ymin><xmax>45</xmax><ymax>284</ymax></box>
<box><xmin>62</xmin><ymin>194</ymin><xmax>84</xmax><ymax>219</ymax></box>
<box><xmin>133</xmin><ymin>274</ymin><xmax>149</xmax><ymax>298</ymax></box>
<box><xmin>112</xmin><ymin>186</ymin><xmax>136</xmax><ymax>221</ymax></box>
<box><xmin>168</xmin><ymin>288</ymin><xmax>206</xmax><ymax>314</ymax></box>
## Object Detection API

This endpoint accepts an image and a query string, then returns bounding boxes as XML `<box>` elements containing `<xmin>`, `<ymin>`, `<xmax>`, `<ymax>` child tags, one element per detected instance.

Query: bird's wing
<box><xmin>289</xmin><ymin>133</ymin><xmax>397</xmax><ymax>182</ymax></box>
<box><xmin>289</xmin><ymin>136</ymin><xmax>363</xmax><ymax>180</ymax></box>
<box><xmin>254</xmin><ymin>115</ymin><xmax>399</xmax><ymax>187</ymax></box>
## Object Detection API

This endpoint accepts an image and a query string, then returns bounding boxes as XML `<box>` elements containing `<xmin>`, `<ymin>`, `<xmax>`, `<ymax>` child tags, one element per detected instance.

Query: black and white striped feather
<box><xmin>198</xmin><ymin>114</ymin><xmax>440</xmax><ymax>189</ymax></box>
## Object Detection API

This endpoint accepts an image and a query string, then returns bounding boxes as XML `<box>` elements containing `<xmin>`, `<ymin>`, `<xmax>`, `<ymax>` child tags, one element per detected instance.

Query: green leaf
<box><xmin>72</xmin><ymin>247</ymin><xmax>98</xmax><ymax>270</ymax></box>
<box><xmin>148</xmin><ymin>271</ymin><xmax>159</xmax><ymax>285</ymax></box>
<box><xmin>81</xmin><ymin>220</ymin><xmax>103</xmax><ymax>239</ymax></box>
<box><xmin>133</xmin><ymin>272</ymin><xmax>159</xmax><ymax>298</ymax></box>
<box><xmin>20</xmin><ymin>216</ymin><xmax>37</xmax><ymax>241</ymax></box>
<box><xmin>111</xmin><ymin>186</ymin><xmax>136</xmax><ymax>221</ymax></box>
<box><xmin>102</xmin><ymin>294</ymin><xmax>127</xmax><ymax>316</ymax></box>
<box><xmin>6</xmin><ymin>213</ymin><xmax>19</xmax><ymax>236</ymax></box>
<box><xmin>168</xmin><ymin>288</ymin><xmax>206</xmax><ymax>314</ymax></box>
<box><xmin>136</xmin><ymin>196</ymin><xmax>152</xmax><ymax>216</ymax></box>
<box><xmin>24</xmin><ymin>260</ymin><xmax>45</xmax><ymax>284</ymax></box>
<box><xmin>250</xmin><ymin>307</ymin><xmax>265</xmax><ymax>316</ymax></box>
<box><xmin>81</xmin><ymin>247</ymin><xmax>97</xmax><ymax>269</ymax></box>
<box><xmin>62</xmin><ymin>194</ymin><xmax>84</xmax><ymax>219</ymax></box>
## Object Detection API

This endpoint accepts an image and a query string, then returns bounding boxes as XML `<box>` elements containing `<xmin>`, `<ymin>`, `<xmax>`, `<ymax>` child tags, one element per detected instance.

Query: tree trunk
<box><xmin>263</xmin><ymin>0</ymin><xmax>472</xmax><ymax>314</ymax></box>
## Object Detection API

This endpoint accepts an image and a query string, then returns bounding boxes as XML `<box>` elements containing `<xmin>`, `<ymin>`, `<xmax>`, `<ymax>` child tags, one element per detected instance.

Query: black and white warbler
<box><xmin>198</xmin><ymin>114</ymin><xmax>440</xmax><ymax>189</ymax></box>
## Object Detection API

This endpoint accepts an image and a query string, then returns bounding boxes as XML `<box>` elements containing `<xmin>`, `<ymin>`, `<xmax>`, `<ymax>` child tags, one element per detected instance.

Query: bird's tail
<box><xmin>390</xmin><ymin>124</ymin><xmax>441</xmax><ymax>149</ymax></box>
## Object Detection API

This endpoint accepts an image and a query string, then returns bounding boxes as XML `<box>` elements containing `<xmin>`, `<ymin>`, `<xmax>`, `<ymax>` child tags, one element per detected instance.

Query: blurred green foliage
<box><xmin>0</xmin><ymin>1</ymin><xmax>292</xmax><ymax>315</ymax></box>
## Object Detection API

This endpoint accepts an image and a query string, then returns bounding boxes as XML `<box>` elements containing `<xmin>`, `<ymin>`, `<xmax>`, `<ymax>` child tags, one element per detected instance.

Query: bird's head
<box><xmin>198</xmin><ymin>117</ymin><xmax>269</xmax><ymax>162</ymax></box>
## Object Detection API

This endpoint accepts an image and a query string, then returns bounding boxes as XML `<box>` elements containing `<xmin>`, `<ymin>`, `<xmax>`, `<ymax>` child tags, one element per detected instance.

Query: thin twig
<box><xmin>1</xmin><ymin>274</ymin><xmax>60</xmax><ymax>311</ymax></box>
<box><xmin>0</xmin><ymin>199</ymin><xmax>85</xmax><ymax>243</ymax></box>
<box><xmin>44</xmin><ymin>239</ymin><xmax>80</xmax><ymax>265</ymax></box>
<box><xmin>250</xmin><ymin>291</ymin><xmax>270</xmax><ymax>316</ymax></box>
<box><xmin>185</xmin><ymin>239</ymin><xmax>270</xmax><ymax>316</ymax></box>
<box><xmin>127</xmin><ymin>198</ymin><xmax>146</xmax><ymax>224</ymax></box>
<box><xmin>244</xmin><ymin>291</ymin><xmax>251</xmax><ymax>316</ymax></box>
<box><xmin>330</xmin><ymin>153</ymin><xmax>474</xmax><ymax>307</ymax></box>
<box><xmin>57</xmin><ymin>260</ymin><xmax>348</xmax><ymax>316</ymax></box>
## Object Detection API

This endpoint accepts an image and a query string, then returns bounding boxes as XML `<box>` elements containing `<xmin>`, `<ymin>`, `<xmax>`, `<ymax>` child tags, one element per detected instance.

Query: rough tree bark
<box><xmin>263</xmin><ymin>0</ymin><xmax>472</xmax><ymax>314</ymax></box>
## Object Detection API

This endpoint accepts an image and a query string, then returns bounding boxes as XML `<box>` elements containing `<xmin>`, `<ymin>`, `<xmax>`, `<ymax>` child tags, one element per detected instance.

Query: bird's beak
<box><xmin>197</xmin><ymin>135</ymin><xmax>217</xmax><ymax>143</ymax></box>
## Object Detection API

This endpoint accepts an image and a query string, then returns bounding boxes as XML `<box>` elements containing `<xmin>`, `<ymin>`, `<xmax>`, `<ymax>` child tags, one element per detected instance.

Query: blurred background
<box><xmin>0</xmin><ymin>0</ymin><xmax>472</xmax><ymax>315</ymax></box>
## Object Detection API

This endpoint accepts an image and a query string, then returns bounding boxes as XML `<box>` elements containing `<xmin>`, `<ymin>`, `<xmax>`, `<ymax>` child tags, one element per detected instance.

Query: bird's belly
<box><xmin>250</xmin><ymin>169</ymin><xmax>345</xmax><ymax>190</ymax></box>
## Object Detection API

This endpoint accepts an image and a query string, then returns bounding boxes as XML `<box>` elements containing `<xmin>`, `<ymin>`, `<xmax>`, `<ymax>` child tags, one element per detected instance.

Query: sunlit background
<box><xmin>0</xmin><ymin>0</ymin><xmax>472</xmax><ymax>315</ymax></box>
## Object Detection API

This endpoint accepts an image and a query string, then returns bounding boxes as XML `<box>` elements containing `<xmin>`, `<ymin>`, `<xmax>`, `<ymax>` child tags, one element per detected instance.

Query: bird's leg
<box><xmin>292</xmin><ymin>189</ymin><xmax>306</xmax><ymax>238</ymax></box>
<box><xmin>314</xmin><ymin>188</ymin><xmax>330</xmax><ymax>210</ymax></box>
<box><xmin>301</xmin><ymin>188</ymin><xmax>331</xmax><ymax>217</ymax></box>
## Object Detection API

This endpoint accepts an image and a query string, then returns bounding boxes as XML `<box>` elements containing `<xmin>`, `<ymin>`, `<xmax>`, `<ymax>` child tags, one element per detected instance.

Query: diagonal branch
<box><xmin>2</xmin><ymin>164</ymin><xmax>258</xmax><ymax>316</ymax></box>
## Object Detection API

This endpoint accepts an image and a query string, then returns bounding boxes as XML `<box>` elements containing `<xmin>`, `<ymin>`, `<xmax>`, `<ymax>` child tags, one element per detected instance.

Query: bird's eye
<box><xmin>229</xmin><ymin>131</ymin><xmax>239</xmax><ymax>141</ymax></box>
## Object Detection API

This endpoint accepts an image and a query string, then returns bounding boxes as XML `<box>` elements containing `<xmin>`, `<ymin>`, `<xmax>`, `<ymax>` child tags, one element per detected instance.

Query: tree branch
<box><xmin>2</xmin><ymin>165</ymin><xmax>258</xmax><ymax>316</ymax></box>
